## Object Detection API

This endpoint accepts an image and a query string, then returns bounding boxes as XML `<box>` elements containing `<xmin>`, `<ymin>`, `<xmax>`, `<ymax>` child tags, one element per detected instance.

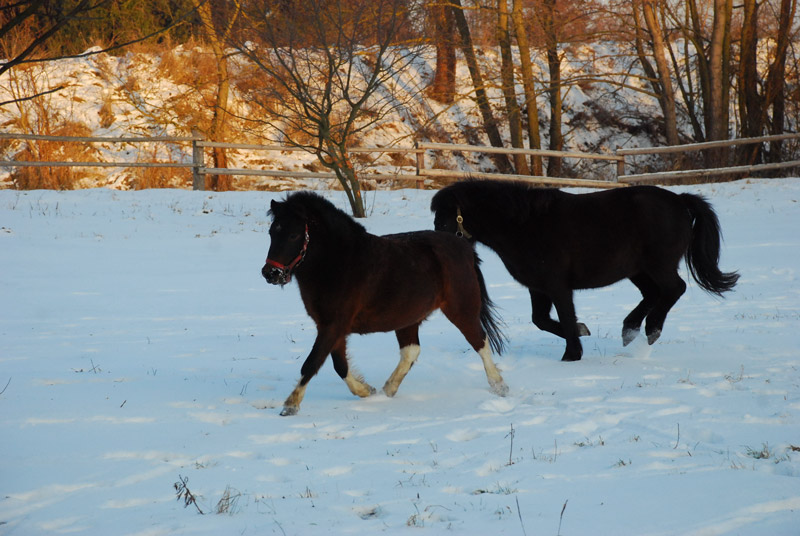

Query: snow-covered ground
<box><xmin>1</xmin><ymin>178</ymin><xmax>799</xmax><ymax>535</ymax></box>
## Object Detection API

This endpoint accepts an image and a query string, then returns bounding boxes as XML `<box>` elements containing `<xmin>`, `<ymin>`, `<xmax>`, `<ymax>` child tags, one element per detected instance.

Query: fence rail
<box><xmin>1</xmin><ymin>131</ymin><xmax>798</xmax><ymax>189</ymax></box>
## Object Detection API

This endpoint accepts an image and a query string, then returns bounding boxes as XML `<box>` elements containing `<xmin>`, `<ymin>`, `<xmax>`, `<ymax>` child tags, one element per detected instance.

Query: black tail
<box><xmin>473</xmin><ymin>252</ymin><xmax>507</xmax><ymax>355</ymax></box>
<box><xmin>681</xmin><ymin>193</ymin><xmax>739</xmax><ymax>296</ymax></box>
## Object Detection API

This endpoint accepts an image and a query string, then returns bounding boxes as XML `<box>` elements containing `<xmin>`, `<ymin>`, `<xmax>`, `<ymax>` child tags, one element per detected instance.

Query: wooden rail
<box><xmin>616</xmin><ymin>132</ymin><xmax>800</xmax><ymax>183</ymax></box>
<box><xmin>2</xmin><ymin>131</ymin><xmax>798</xmax><ymax>189</ymax></box>
<box><xmin>416</xmin><ymin>141</ymin><xmax>624</xmax><ymax>188</ymax></box>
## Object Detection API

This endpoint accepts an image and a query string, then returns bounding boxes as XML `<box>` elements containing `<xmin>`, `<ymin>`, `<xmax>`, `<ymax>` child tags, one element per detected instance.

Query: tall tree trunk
<box><xmin>428</xmin><ymin>0</ymin><xmax>456</xmax><ymax>104</ymax></box>
<box><xmin>641</xmin><ymin>0</ymin><xmax>679</xmax><ymax>146</ymax></box>
<box><xmin>193</xmin><ymin>0</ymin><xmax>236</xmax><ymax>191</ymax></box>
<box><xmin>540</xmin><ymin>0</ymin><xmax>562</xmax><ymax>177</ymax></box>
<box><xmin>763</xmin><ymin>0</ymin><xmax>796</xmax><ymax>162</ymax></box>
<box><xmin>497</xmin><ymin>0</ymin><xmax>528</xmax><ymax>174</ymax></box>
<box><xmin>707</xmin><ymin>0</ymin><xmax>732</xmax><ymax>166</ymax></box>
<box><xmin>451</xmin><ymin>0</ymin><xmax>512</xmax><ymax>173</ymax></box>
<box><xmin>511</xmin><ymin>0</ymin><xmax>542</xmax><ymax>175</ymax></box>
<box><xmin>686</xmin><ymin>0</ymin><xmax>711</xmax><ymax>143</ymax></box>
<box><xmin>737</xmin><ymin>0</ymin><xmax>762</xmax><ymax>164</ymax></box>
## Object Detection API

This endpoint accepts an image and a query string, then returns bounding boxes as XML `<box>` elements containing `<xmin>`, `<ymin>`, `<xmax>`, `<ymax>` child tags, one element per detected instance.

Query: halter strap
<box><xmin>265</xmin><ymin>224</ymin><xmax>309</xmax><ymax>282</ymax></box>
<box><xmin>456</xmin><ymin>207</ymin><xmax>472</xmax><ymax>239</ymax></box>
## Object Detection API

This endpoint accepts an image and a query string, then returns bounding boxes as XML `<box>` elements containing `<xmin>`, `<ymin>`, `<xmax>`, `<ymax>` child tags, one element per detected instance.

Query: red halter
<box><xmin>265</xmin><ymin>224</ymin><xmax>310</xmax><ymax>283</ymax></box>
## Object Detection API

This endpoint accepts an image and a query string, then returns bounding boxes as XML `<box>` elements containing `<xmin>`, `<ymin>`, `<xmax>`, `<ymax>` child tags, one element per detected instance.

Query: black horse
<box><xmin>262</xmin><ymin>191</ymin><xmax>508</xmax><ymax>416</ymax></box>
<box><xmin>431</xmin><ymin>180</ymin><xmax>739</xmax><ymax>362</ymax></box>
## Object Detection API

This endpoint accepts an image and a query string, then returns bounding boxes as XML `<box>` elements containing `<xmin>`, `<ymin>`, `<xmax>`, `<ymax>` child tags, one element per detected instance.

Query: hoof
<box><xmin>622</xmin><ymin>327</ymin><xmax>640</xmax><ymax>347</ymax></box>
<box><xmin>490</xmin><ymin>380</ymin><xmax>509</xmax><ymax>397</ymax></box>
<box><xmin>561</xmin><ymin>353</ymin><xmax>582</xmax><ymax>362</ymax></box>
<box><xmin>381</xmin><ymin>384</ymin><xmax>397</xmax><ymax>398</ymax></box>
<box><xmin>646</xmin><ymin>329</ymin><xmax>661</xmax><ymax>345</ymax></box>
<box><xmin>577</xmin><ymin>322</ymin><xmax>591</xmax><ymax>337</ymax></box>
<box><xmin>280</xmin><ymin>406</ymin><xmax>298</xmax><ymax>416</ymax></box>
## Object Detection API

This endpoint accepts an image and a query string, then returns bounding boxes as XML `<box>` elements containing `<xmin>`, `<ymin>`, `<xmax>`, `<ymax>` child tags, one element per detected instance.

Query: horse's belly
<box><xmin>351</xmin><ymin>308</ymin><xmax>433</xmax><ymax>334</ymax></box>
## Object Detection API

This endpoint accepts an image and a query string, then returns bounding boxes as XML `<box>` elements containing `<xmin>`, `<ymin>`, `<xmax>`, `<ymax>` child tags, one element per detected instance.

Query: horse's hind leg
<box><xmin>622</xmin><ymin>274</ymin><xmax>660</xmax><ymax>346</ymax></box>
<box><xmin>441</xmin><ymin>303</ymin><xmax>508</xmax><ymax>396</ymax></box>
<box><xmin>382</xmin><ymin>325</ymin><xmax>421</xmax><ymax>397</ymax></box>
<box><xmin>644</xmin><ymin>270</ymin><xmax>686</xmax><ymax>345</ymax></box>
<box><xmin>550</xmin><ymin>288</ymin><xmax>584</xmax><ymax>361</ymax></box>
<box><xmin>330</xmin><ymin>338</ymin><xmax>375</xmax><ymax>398</ymax></box>
<box><xmin>530</xmin><ymin>290</ymin><xmax>590</xmax><ymax>338</ymax></box>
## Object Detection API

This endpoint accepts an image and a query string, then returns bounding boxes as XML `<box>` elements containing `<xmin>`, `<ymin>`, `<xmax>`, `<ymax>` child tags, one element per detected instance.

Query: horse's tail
<box><xmin>680</xmin><ymin>193</ymin><xmax>739</xmax><ymax>297</ymax></box>
<box><xmin>473</xmin><ymin>252</ymin><xmax>507</xmax><ymax>355</ymax></box>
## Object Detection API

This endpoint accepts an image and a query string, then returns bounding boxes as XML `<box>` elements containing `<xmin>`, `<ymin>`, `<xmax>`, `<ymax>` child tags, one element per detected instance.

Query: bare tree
<box><xmin>496</xmin><ymin>0</ymin><xmax>528</xmax><ymax>174</ymax></box>
<box><xmin>762</xmin><ymin>0</ymin><xmax>797</xmax><ymax>162</ymax></box>
<box><xmin>539</xmin><ymin>0</ymin><xmax>564</xmax><ymax>176</ymax></box>
<box><xmin>511</xmin><ymin>0</ymin><xmax>542</xmax><ymax>175</ymax></box>
<box><xmin>192</xmin><ymin>0</ymin><xmax>241</xmax><ymax>191</ymax></box>
<box><xmin>229</xmin><ymin>0</ymin><xmax>422</xmax><ymax>217</ymax></box>
<box><xmin>428</xmin><ymin>0</ymin><xmax>457</xmax><ymax>103</ymax></box>
<box><xmin>638</xmin><ymin>0</ymin><xmax>679</xmax><ymax>145</ymax></box>
<box><xmin>450</xmin><ymin>0</ymin><xmax>512</xmax><ymax>173</ymax></box>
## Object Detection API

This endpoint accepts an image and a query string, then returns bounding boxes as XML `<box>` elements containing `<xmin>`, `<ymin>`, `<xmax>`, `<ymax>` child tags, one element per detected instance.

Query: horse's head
<box><xmin>432</xmin><ymin>194</ymin><xmax>474</xmax><ymax>242</ymax></box>
<box><xmin>262</xmin><ymin>199</ymin><xmax>310</xmax><ymax>286</ymax></box>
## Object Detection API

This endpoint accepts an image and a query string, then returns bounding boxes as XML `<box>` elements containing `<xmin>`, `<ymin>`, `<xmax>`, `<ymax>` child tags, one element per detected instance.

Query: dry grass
<box><xmin>11</xmin><ymin>123</ymin><xmax>103</xmax><ymax>190</ymax></box>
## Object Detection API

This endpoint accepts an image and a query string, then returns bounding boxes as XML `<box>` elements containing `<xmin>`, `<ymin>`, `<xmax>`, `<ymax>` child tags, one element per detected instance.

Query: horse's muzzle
<box><xmin>262</xmin><ymin>263</ymin><xmax>290</xmax><ymax>286</ymax></box>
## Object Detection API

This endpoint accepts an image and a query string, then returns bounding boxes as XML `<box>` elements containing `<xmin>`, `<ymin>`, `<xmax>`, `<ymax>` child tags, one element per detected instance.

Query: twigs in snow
<box><xmin>515</xmin><ymin>495</ymin><xmax>527</xmax><ymax>536</ymax></box>
<box><xmin>557</xmin><ymin>499</ymin><xmax>569</xmax><ymax>535</ymax></box>
<box><xmin>505</xmin><ymin>423</ymin><xmax>515</xmax><ymax>466</ymax></box>
<box><xmin>0</xmin><ymin>377</ymin><xmax>10</xmax><ymax>396</ymax></box>
<box><xmin>174</xmin><ymin>475</ymin><xmax>205</xmax><ymax>514</ymax></box>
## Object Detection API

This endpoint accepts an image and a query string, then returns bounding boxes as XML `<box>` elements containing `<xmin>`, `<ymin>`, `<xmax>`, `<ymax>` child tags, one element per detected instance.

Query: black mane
<box><xmin>431</xmin><ymin>179</ymin><xmax>561</xmax><ymax>225</ymax></box>
<box><xmin>274</xmin><ymin>191</ymin><xmax>367</xmax><ymax>237</ymax></box>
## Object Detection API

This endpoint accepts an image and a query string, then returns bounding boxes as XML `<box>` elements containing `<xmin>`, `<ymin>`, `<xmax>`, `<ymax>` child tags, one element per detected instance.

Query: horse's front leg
<box><xmin>530</xmin><ymin>290</ymin><xmax>590</xmax><ymax>338</ymax></box>
<box><xmin>330</xmin><ymin>337</ymin><xmax>375</xmax><ymax>398</ymax></box>
<box><xmin>281</xmin><ymin>327</ymin><xmax>339</xmax><ymax>416</ymax></box>
<box><xmin>550</xmin><ymin>290</ymin><xmax>584</xmax><ymax>362</ymax></box>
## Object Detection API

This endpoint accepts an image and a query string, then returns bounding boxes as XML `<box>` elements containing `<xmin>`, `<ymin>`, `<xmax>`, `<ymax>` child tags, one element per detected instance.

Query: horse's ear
<box><xmin>269</xmin><ymin>199</ymin><xmax>281</xmax><ymax>216</ymax></box>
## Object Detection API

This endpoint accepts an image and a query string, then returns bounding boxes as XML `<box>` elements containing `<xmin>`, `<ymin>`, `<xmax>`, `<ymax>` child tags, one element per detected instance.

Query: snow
<box><xmin>1</xmin><ymin>178</ymin><xmax>799</xmax><ymax>535</ymax></box>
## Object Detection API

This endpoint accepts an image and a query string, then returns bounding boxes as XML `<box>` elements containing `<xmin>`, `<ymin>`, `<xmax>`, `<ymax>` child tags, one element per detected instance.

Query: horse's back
<box><xmin>534</xmin><ymin>186</ymin><xmax>692</xmax><ymax>288</ymax></box>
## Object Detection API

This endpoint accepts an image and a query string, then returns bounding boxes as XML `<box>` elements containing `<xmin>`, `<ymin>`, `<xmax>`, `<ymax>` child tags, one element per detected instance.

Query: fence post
<box><xmin>615</xmin><ymin>147</ymin><xmax>624</xmax><ymax>182</ymax></box>
<box><xmin>191</xmin><ymin>132</ymin><xmax>205</xmax><ymax>191</ymax></box>
<box><xmin>415</xmin><ymin>140</ymin><xmax>424</xmax><ymax>189</ymax></box>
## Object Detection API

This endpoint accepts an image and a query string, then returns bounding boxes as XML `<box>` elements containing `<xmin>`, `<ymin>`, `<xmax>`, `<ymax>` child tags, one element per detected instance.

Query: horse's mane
<box><xmin>432</xmin><ymin>179</ymin><xmax>560</xmax><ymax>224</ymax></box>
<box><xmin>276</xmin><ymin>191</ymin><xmax>367</xmax><ymax>237</ymax></box>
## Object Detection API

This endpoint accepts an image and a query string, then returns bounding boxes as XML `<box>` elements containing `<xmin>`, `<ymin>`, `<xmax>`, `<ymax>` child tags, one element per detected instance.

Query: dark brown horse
<box><xmin>431</xmin><ymin>180</ymin><xmax>739</xmax><ymax>362</ymax></box>
<box><xmin>262</xmin><ymin>191</ymin><xmax>508</xmax><ymax>416</ymax></box>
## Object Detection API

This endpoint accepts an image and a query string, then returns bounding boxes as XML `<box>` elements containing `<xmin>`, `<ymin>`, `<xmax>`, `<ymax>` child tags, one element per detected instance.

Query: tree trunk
<box><xmin>497</xmin><ymin>0</ymin><xmax>528</xmax><ymax>175</ymax></box>
<box><xmin>641</xmin><ymin>0</ymin><xmax>679</xmax><ymax>146</ymax></box>
<box><xmin>193</xmin><ymin>0</ymin><xmax>233</xmax><ymax>191</ymax></box>
<box><xmin>737</xmin><ymin>0</ymin><xmax>762</xmax><ymax>164</ymax></box>
<box><xmin>428</xmin><ymin>0</ymin><xmax>456</xmax><ymax>104</ymax></box>
<box><xmin>511</xmin><ymin>0</ymin><xmax>542</xmax><ymax>175</ymax></box>
<box><xmin>686</xmin><ymin>0</ymin><xmax>711</xmax><ymax>143</ymax></box>
<box><xmin>763</xmin><ymin>0</ymin><xmax>796</xmax><ymax>162</ymax></box>
<box><xmin>707</xmin><ymin>0</ymin><xmax>732</xmax><ymax>166</ymax></box>
<box><xmin>325</xmin><ymin>141</ymin><xmax>366</xmax><ymax>217</ymax></box>
<box><xmin>540</xmin><ymin>0</ymin><xmax>562</xmax><ymax>177</ymax></box>
<box><xmin>451</xmin><ymin>0</ymin><xmax>512</xmax><ymax>173</ymax></box>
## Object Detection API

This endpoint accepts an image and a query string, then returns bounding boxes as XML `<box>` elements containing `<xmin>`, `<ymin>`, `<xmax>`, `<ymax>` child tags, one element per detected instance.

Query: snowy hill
<box><xmin>1</xmin><ymin>45</ymin><xmax>662</xmax><ymax>190</ymax></box>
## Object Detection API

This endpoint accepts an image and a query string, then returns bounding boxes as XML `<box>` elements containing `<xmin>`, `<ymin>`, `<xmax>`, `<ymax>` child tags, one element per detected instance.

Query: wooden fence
<box><xmin>1</xmin><ymin>131</ymin><xmax>799</xmax><ymax>190</ymax></box>
<box><xmin>617</xmin><ymin>132</ymin><xmax>800</xmax><ymax>183</ymax></box>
